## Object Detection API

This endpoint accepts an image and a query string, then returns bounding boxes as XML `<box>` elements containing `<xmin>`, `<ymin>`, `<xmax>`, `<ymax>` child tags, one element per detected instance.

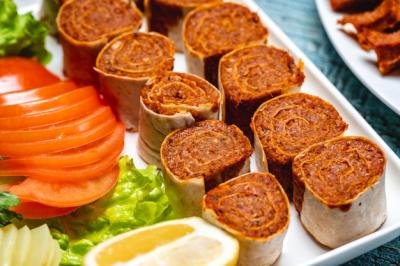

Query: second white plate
<box><xmin>315</xmin><ymin>0</ymin><xmax>400</xmax><ymax>116</ymax></box>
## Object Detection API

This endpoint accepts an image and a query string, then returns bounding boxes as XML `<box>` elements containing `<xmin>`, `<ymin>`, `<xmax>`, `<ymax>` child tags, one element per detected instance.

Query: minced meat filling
<box><xmin>204</xmin><ymin>172</ymin><xmax>289</xmax><ymax>238</ymax></box>
<box><xmin>59</xmin><ymin>0</ymin><xmax>142</xmax><ymax>42</ymax></box>
<box><xmin>141</xmin><ymin>72</ymin><xmax>220</xmax><ymax>116</ymax></box>
<box><xmin>183</xmin><ymin>2</ymin><xmax>268</xmax><ymax>57</ymax></box>
<box><xmin>293</xmin><ymin>137</ymin><xmax>385</xmax><ymax>208</ymax></box>
<box><xmin>161</xmin><ymin>120</ymin><xmax>252</xmax><ymax>180</ymax></box>
<box><xmin>96</xmin><ymin>33</ymin><xmax>174</xmax><ymax>78</ymax></box>
<box><xmin>252</xmin><ymin>93</ymin><xmax>348</xmax><ymax>165</ymax></box>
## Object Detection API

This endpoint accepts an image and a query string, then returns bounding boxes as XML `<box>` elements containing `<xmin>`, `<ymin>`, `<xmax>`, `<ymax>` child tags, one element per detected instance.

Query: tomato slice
<box><xmin>0</xmin><ymin>93</ymin><xmax>103</xmax><ymax>130</ymax></box>
<box><xmin>9</xmin><ymin>167</ymin><xmax>119</xmax><ymax>207</ymax></box>
<box><xmin>0</xmin><ymin>143</ymin><xmax>121</xmax><ymax>181</ymax></box>
<box><xmin>0</xmin><ymin>81</ymin><xmax>76</xmax><ymax>105</ymax></box>
<box><xmin>11</xmin><ymin>201</ymin><xmax>78</xmax><ymax>219</ymax></box>
<box><xmin>0</xmin><ymin>85</ymin><xmax>96</xmax><ymax>118</ymax></box>
<box><xmin>0</xmin><ymin>117</ymin><xmax>117</xmax><ymax>157</ymax></box>
<box><xmin>0</xmin><ymin>106</ymin><xmax>114</xmax><ymax>143</ymax></box>
<box><xmin>0</xmin><ymin>57</ymin><xmax>60</xmax><ymax>94</ymax></box>
<box><xmin>0</xmin><ymin>124</ymin><xmax>124</xmax><ymax>168</ymax></box>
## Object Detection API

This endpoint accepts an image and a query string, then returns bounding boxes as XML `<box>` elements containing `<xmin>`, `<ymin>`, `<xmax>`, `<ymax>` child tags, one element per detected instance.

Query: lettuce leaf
<box><xmin>0</xmin><ymin>0</ymin><xmax>51</xmax><ymax>63</ymax></box>
<box><xmin>27</xmin><ymin>156</ymin><xmax>176</xmax><ymax>266</ymax></box>
<box><xmin>0</xmin><ymin>192</ymin><xmax>21</xmax><ymax>226</ymax></box>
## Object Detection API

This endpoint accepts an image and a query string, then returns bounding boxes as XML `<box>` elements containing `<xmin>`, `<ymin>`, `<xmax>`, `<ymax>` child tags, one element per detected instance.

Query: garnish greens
<box><xmin>0</xmin><ymin>192</ymin><xmax>21</xmax><ymax>226</ymax></box>
<box><xmin>37</xmin><ymin>156</ymin><xmax>175</xmax><ymax>266</ymax></box>
<box><xmin>0</xmin><ymin>0</ymin><xmax>51</xmax><ymax>63</ymax></box>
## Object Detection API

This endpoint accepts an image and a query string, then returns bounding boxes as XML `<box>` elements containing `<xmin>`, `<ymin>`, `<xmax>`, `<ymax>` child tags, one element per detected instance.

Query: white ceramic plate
<box><xmin>16</xmin><ymin>0</ymin><xmax>400</xmax><ymax>265</ymax></box>
<box><xmin>315</xmin><ymin>0</ymin><xmax>400</xmax><ymax>116</ymax></box>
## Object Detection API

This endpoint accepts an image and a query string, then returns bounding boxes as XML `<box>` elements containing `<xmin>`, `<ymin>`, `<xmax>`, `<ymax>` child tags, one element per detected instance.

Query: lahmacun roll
<box><xmin>219</xmin><ymin>44</ymin><xmax>304</xmax><ymax>138</ymax></box>
<box><xmin>251</xmin><ymin>93</ymin><xmax>348</xmax><ymax>193</ymax></box>
<box><xmin>95</xmin><ymin>32</ymin><xmax>175</xmax><ymax>131</ymax></box>
<box><xmin>160</xmin><ymin>120</ymin><xmax>252</xmax><ymax>216</ymax></box>
<box><xmin>292</xmin><ymin>136</ymin><xmax>386</xmax><ymax>248</ymax></box>
<box><xmin>145</xmin><ymin>0</ymin><xmax>222</xmax><ymax>51</ymax></box>
<box><xmin>138</xmin><ymin>72</ymin><xmax>223</xmax><ymax>166</ymax></box>
<box><xmin>57</xmin><ymin>0</ymin><xmax>142</xmax><ymax>85</ymax></box>
<box><xmin>182</xmin><ymin>2</ymin><xmax>268</xmax><ymax>86</ymax></box>
<box><xmin>203</xmin><ymin>172</ymin><xmax>290</xmax><ymax>266</ymax></box>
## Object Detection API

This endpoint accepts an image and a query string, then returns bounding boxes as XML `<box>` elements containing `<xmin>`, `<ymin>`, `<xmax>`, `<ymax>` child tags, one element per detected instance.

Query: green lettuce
<box><xmin>36</xmin><ymin>156</ymin><xmax>176</xmax><ymax>266</ymax></box>
<box><xmin>0</xmin><ymin>0</ymin><xmax>51</xmax><ymax>63</ymax></box>
<box><xmin>0</xmin><ymin>192</ymin><xmax>21</xmax><ymax>227</ymax></box>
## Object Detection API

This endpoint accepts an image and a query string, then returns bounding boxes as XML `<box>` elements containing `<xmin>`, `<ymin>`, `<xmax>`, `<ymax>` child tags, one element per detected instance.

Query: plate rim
<box><xmin>314</xmin><ymin>0</ymin><xmax>400</xmax><ymax>116</ymax></box>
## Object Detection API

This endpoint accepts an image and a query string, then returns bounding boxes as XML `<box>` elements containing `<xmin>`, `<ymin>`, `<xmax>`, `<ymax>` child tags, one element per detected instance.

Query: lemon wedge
<box><xmin>84</xmin><ymin>217</ymin><xmax>239</xmax><ymax>266</ymax></box>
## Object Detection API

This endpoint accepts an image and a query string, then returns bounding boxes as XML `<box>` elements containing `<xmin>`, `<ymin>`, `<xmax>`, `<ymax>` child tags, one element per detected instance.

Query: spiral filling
<box><xmin>59</xmin><ymin>0</ymin><xmax>142</xmax><ymax>42</ymax></box>
<box><xmin>141</xmin><ymin>72</ymin><xmax>220</xmax><ymax>116</ymax></box>
<box><xmin>96</xmin><ymin>32</ymin><xmax>175</xmax><ymax>78</ymax></box>
<box><xmin>220</xmin><ymin>45</ymin><xmax>304</xmax><ymax>105</ymax></box>
<box><xmin>293</xmin><ymin>137</ymin><xmax>385</xmax><ymax>208</ymax></box>
<box><xmin>252</xmin><ymin>93</ymin><xmax>347</xmax><ymax>164</ymax></box>
<box><xmin>161</xmin><ymin>120</ymin><xmax>252</xmax><ymax>181</ymax></box>
<box><xmin>184</xmin><ymin>2</ymin><xmax>268</xmax><ymax>57</ymax></box>
<box><xmin>204</xmin><ymin>173</ymin><xmax>289</xmax><ymax>238</ymax></box>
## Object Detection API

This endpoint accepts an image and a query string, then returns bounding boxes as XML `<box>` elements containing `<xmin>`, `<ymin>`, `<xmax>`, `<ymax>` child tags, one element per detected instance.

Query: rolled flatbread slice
<box><xmin>160</xmin><ymin>120</ymin><xmax>252</xmax><ymax>216</ymax></box>
<box><xmin>251</xmin><ymin>92</ymin><xmax>348</xmax><ymax>193</ymax></box>
<box><xmin>139</xmin><ymin>72</ymin><xmax>223</xmax><ymax>166</ymax></box>
<box><xmin>95</xmin><ymin>32</ymin><xmax>175</xmax><ymax>131</ymax></box>
<box><xmin>203</xmin><ymin>172</ymin><xmax>290</xmax><ymax>266</ymax></box>
<box><xmin>145</xmin><ymin>0</ymin><xmax>221</xmax><ymax>51</ymax></box>
<box><xmin>57</xmin><ymin>0</ymin><xmax>142</xmax><ymax>85</ymax></box>
<box><xmin>219</xmin><ymin>44</ymin><xmax>304</xmax><ymax>139</ymax></box>
<box><xmin>292</xmin><ymin>136</ymin><xmax>387</xmax><ymax>248</ymax></box>
<box><xmin>182</xmin><ymin>2</ymin><xmax>268</xmax><ymax>86</ymax></box>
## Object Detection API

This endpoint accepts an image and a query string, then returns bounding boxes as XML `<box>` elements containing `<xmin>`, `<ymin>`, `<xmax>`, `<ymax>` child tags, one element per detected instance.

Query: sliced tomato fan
<box><xmin>0</xmin><ymin>60</ymin><xmax>124</xmax><ymax>219</ymax></box>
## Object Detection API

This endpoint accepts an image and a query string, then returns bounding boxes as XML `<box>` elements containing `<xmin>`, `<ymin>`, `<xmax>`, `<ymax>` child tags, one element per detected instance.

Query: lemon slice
<box><xmin>0</xmin><ymin>224</ymin><xmax>18</xmax><ymax>265</ymax></box>
<box><xmin>13</xmin><ymin>226</ymin><xmax>31</xmax><ymax>266</ymax></box>
<box><xmin>84</xmin><ymin>217</ymin><xmax>239</xmax><ymax>266</ymax></box>
<box><xmin>0</xmin><ymin>224</ymin><xmax>60</xmax><ymax>266</ymax></box>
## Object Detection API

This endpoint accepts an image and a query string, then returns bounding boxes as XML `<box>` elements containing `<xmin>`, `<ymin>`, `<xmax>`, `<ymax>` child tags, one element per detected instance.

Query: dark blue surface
<box><xmin>254</xmin><ymin>0</ymin><xmax>400</xmax><ymax>264</ymax></box>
